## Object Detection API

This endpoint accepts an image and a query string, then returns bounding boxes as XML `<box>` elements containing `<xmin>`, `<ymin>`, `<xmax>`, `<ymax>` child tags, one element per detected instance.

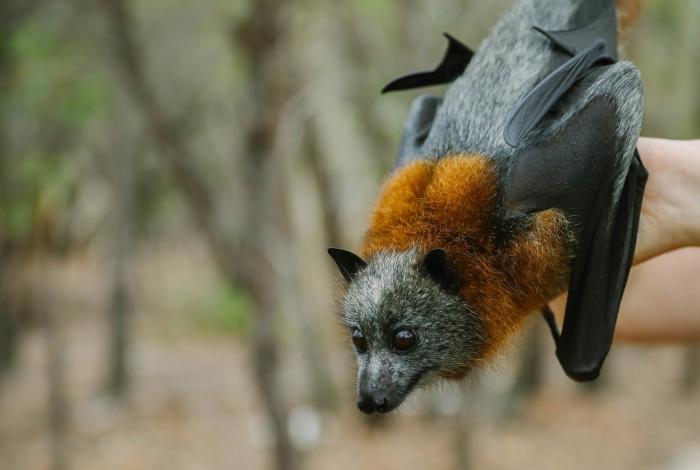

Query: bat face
<box><xmin>331</xmin><ymin>248</ymin><xmax>486</xmax><ymax>413</ymax></box>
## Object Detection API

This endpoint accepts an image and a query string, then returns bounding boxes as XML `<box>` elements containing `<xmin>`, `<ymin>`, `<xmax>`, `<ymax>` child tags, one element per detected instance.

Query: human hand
<box><xmin>633</xmin><ymin>138</ymin><xmax>700</xmax><ymax>264</ymax></box>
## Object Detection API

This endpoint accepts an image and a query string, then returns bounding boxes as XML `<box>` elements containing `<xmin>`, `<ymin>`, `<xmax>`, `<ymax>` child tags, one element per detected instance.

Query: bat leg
<box><xmin>541</xmin><ymin>305</ymin><xmax>561</xmax><ymax>344</ymax></box>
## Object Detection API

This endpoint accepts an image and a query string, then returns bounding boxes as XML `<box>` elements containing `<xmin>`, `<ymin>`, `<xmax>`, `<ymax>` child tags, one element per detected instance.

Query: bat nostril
<box><xmin>357</xmin><ymin>396</ymin><xmax>376</xmax><ymax>414</ymax></box>
<box><xmin>357</xmin><ymin>392</ymin><xmax>391</xmax><ymax>414</ymax></box>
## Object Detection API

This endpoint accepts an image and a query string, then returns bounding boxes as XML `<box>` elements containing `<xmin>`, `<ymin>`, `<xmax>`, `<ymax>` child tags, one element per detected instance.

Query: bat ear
<box><xmin>422</xmin><ymin>248</ymin><xmax>460</xmax><ymax>293</ymax></box>
<box><xmin>327</xmin><ymin>248</ymin><xmax>367</xmax><ymax>283</ymax></box>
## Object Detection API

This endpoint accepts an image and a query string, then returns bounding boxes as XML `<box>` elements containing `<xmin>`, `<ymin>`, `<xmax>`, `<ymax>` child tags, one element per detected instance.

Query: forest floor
<box><xmin>1</xmin><ymin>248</ymin><xmax>700</xmax><ymax>470</ymax></box>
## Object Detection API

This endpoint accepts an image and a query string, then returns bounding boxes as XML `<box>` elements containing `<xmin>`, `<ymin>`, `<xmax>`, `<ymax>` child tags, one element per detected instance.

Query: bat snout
<box><xmin>357</xmin><ymin>392</ymin><xmax>390</xmax><ymax>414</ymax></box>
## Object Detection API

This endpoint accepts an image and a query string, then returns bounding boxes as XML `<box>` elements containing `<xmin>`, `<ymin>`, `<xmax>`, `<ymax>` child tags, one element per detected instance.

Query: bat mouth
<box><xmin>357</xmin><ymin>394</ymin><xmax>405</xmax><ymax>414</ymax></box>
<box><xmin>378</xmin><ymin>399</ymin><xmax>398</xmax><ymax>414</ymax></box>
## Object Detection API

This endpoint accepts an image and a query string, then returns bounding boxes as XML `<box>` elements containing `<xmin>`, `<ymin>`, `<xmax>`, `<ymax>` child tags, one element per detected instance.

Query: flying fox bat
<box><xmin>328</xmin><ymin>0</ymin><xmax>647</xmax><ymax>413</ymax></box>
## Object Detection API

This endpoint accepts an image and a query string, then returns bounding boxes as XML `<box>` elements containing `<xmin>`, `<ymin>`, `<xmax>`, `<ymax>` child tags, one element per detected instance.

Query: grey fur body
<box><xmin>334</xmin><ymin>0</ymin><xmax>644</xmax><ymax>413</ymax></box>
<box><xmin>403</xmin><ymin>0</ymin><xmax>643</xmax><ymax>199</ymax></box>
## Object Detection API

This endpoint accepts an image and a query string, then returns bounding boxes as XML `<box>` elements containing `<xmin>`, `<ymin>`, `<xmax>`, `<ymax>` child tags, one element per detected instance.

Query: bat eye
<box><xmin>393</xmin><ymin>329</ymin><xmax>416</xmax><ymax>351</ymax></box>
<box><xmin>352</xmin><ymin>328</ymin><xmax>367</xmax><ymax>353</ymax></box>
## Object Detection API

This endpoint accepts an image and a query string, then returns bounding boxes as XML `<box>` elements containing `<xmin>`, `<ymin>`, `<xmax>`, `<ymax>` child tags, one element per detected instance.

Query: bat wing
<box><xmin>558</xmin><ymin>147</ymin><xmax>646</xmax><ymax>380</ymax></box>
<box><xmin>505</xmin><ymin>80</ymin><xmax>646</xmax><ymax>381</ymax></box>
<box><xmin>382</xmin><ymin>33</ymin><xmax>473</xmax><ymax>93</ymax></box>
<box><xmin>392</xmin><ymin>94</ymin><xmax>442</xmax><ymax>169</ymax></box>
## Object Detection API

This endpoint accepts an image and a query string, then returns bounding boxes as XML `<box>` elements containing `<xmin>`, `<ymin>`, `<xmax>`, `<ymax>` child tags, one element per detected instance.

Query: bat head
<box><xmin>328</xmin><ymin>247</ymin><xmax>485</xmax><ymax>413</ymax></box>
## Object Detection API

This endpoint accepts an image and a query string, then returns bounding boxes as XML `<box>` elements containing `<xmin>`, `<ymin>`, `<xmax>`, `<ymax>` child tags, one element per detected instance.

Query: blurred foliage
<box><xmin>1</xmin><ymin>13</ymin><xmax>112</xmax><ymax>246</ymax></box>
<box><xmin>189</xmin><ymin>283</ymin><xmax>252</xmax><ymax>337</ymax></box>
<box><xmin>9</xmin><ymin>26</ymin><xmax>110</xmax><ymax>128</ymax></box>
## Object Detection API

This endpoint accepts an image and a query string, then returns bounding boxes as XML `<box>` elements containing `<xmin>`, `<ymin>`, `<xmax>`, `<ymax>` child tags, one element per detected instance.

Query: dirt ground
<box><xmin>1</xmin><ymin>250</ymin><xmax>699</xmax><ymax>470</ymax></box>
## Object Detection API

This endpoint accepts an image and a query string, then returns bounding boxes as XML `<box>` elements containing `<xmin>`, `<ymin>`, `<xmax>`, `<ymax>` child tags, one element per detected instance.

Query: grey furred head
<box><xmin>328</xmin><ymin>247</ymin><xmax>485</xmax><ymax>413</ymax></box>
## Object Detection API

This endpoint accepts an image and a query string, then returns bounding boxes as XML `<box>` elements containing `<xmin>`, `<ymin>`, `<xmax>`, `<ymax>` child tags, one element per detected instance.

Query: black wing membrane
<box><xmin>558</xmin><ymin>150</ymin><xmax>647</xmax><ymax>380</ymax></box>
<box><xmin>382</xmin><ymin>33</ymin><xmax>474</xmax><ymax>93</ymax></box>
<box><xmin>505</xmin><ymin>96</ymin><xmax>647</xmax><ymax>381</ymax></box>
<box><xmin>504</xmin><ymin>0</ymin><xmax>647</xmax><ymax>381</ymax></box>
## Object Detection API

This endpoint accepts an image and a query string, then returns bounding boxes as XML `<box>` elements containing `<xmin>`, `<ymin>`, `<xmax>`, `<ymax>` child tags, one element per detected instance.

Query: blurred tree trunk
<box><xmin>106</xmin><ymin>134</ymin><xmax>135</xmax><ymax>397</ymax></box>
<box><xmin>0</xmin><ymin>51</ymin><xmax>15</xmax><ymax>375</ymax></box>
<box><xmin>295</xmin><ymin>126</ymin><xmax>342</xmax><ymax>411</ymax></box>
<box><xmin>304</xmin><ymin>125</ymin><xmax>343</xmax><ymax>249</ymax></box>
<box><xmin>284</xmin><ymin>264</ymin><xmax>338</xmax><ymax>411</ymax></box>
<box><xmin>41</xmin><ymin>273</ymin><xmax>69</xmax><ymax>470</ymax></box>
<box><xmin>338</xmin><ymin>3</ymin><xmax>395</xmax><ymax>177</ymax></box>
<box><xmin>232</xmin><ymin>1</ymin><xmax>311</xmax><ymax>458</ymax></box>
<box><xmin>28</xmin><ymin>208</ymin><xmax>71</xmax><ymax>470</ymax></box>
<box><xmin>224</xmin><ymin>0</ymin><xmax>341</xmax><ymax>429</ymax></box>
<box><xmin>0</xmin><ymin>294</ymin><xmax>17</xmax><ymax>374</ymax></box>
<box><xmin>100</xmin><ymin>0</ymin><xmax>299</xmax><ymax>468</ymax></box>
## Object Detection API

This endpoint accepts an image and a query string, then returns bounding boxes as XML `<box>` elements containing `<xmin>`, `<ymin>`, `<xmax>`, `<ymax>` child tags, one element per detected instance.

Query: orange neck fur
<box><xmin>362</xmin><ymin>155</ymin><xmax>571</xmax><ymax>357</ymax></box>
